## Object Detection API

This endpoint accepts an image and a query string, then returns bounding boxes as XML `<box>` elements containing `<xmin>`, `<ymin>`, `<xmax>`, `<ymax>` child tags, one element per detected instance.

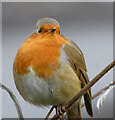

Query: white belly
<box><xmin>14</xmin><ymin>50</ymin><xmax>81</xmax><ymax>106</ymax></box>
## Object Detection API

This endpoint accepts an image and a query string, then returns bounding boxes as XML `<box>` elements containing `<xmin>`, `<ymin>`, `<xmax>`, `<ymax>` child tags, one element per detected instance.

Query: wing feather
<box><xmin>63</xmin><ymin>39</ymin><xmax>93</xmax><ymax>117</ymax></box>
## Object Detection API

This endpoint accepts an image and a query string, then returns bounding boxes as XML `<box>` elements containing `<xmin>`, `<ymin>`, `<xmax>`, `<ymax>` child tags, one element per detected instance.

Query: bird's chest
<box><xmin>14</xmin><ymin>49</ymin><xmax>81</xmax><ymax>106</ymax></box>
<box><xmin>13</xmin><ymin>43</ymin><xmax>62</xmax><ymax>78</ymax></box>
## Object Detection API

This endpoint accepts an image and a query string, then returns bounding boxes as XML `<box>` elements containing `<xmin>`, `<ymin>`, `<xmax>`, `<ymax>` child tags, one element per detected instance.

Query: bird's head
<box><xmin>26</xmin><ymin>18</ymin><xmax>68</xmax><ymax>45</ymax></box>
<box><xmin>36</xmin><ymin>18</ymin><xmax>60</xmax><ymax>34</ymax></box>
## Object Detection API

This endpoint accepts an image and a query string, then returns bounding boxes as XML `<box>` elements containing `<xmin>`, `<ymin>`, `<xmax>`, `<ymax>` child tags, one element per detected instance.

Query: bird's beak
<box><xmin>48</xmin><ymin>28</ymin><xmax>56</xmax><ymax>33</ymax></box>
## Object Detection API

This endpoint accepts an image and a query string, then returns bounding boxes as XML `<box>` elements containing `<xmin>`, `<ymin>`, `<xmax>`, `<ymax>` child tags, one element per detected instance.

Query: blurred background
<box><xmin>0</xmin><ymin>1</ymin><xmax>2</xmax><ymax>120</ymax></box>
<box><xmin>2</xmin><ymin>2</ymin><xmax>113</xmax><ymax>118</ymax></box>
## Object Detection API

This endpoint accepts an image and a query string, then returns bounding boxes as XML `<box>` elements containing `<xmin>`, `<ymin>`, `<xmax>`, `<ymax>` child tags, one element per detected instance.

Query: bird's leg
<box><xmin>55</xmin><ymin>104</ymin><xmax>66</xmax><ymax>118</ymax></box>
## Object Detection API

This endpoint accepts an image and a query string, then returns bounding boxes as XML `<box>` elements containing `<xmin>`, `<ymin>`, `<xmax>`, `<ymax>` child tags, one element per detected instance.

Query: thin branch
<box><xmin>0</xmin><ymin>82</ymin><xmax>24</xmax><ymax>120</ymax></box>
<box><xmin>81</xmin><ymin>81</ymin><xmax>115</xmax><ymax>108</ymax></box>
<box><xmin>45</xmin><ymin>106</ymin><xmax>55</xmax><ymax>120</ymax></box>
<box><xmin>51</xmin><ymin>60</ymin><xmax>115</xmax><ymax>120</ymax></box>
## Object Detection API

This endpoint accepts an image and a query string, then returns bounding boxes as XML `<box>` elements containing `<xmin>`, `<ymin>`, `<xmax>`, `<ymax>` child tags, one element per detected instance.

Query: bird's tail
<box><xmin>66</xmin><ymin>101</ymin><xmax>81</xmax><ymax>120</ymax></box>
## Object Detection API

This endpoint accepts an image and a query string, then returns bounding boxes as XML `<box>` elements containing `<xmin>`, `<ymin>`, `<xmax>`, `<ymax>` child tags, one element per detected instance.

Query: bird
<box><xmin>13</xmin><ymin>17</ymin><xmax>93</xmax><ymax>119</ymax></box>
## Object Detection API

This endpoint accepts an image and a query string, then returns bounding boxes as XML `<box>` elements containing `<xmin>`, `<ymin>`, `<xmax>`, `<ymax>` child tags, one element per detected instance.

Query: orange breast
<box><xmin>13</xmin><ymin>32</ymin><xmax>69</xmax><ymax>79</ymax></box>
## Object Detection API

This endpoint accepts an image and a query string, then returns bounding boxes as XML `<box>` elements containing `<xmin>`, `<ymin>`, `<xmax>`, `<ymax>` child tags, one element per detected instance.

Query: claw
<box><xmin>55</xmin><ymin>104</ymin><xmax>66</xmax><ymax>118</ymax></box>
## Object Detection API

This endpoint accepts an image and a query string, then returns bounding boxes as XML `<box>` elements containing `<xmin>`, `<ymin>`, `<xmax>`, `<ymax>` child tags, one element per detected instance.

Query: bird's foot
<box><xmin>55</xmin><ymin>104</ymin><xmax>66</xmax><ymax>118</ymax></box>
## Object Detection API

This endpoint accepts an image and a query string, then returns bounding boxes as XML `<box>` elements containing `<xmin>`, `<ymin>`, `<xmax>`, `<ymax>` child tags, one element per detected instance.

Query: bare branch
<box><xmin>45</xmin><ymin>106</ymin><xmax>55</xmax><ymax>120</ymax></box>
<box><xmin>0</xmin><ymin>82</ymin><xmax>24</xmax><ymax>120</ymax></box>
<box><xmin>51</xmin><ymin>60</ymin><xmax>115</xmax><ymax>120</ymax></box>
<box><xmin>81</xmin><ymin>81</ymin><xmax>115</xmax><ymax>108</ymax></box>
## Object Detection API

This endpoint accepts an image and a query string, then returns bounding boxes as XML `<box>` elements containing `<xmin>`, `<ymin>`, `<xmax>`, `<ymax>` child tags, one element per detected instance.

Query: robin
<box><xmin>13</xmin><ymin>18</ymin><xmax>93</xmax><ymax>119</ymax></box>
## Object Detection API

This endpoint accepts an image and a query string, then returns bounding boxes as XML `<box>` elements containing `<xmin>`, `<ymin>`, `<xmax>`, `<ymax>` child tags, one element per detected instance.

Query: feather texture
<box><xmin>63</xmin><ymin>39</ymin><xmax>93</xmax><ymax>117</ymax></box>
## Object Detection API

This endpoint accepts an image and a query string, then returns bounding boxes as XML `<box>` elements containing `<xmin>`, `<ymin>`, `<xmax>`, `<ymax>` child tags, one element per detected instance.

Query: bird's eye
<box><xmin>37</xmin><ymin>28</ymin><xmax>42</xmax><ymax>33</ymax></box>
<box><xmin>59</xmin><ymin>31</ymin><xmax>60</xmax><ymax>34</ymax></box>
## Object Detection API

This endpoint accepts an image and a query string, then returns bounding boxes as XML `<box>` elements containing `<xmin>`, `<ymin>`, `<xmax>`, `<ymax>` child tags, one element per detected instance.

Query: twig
<box><xmin>81</xmin><ymin>81</ymin><xmax>115</xmax><ymax>108</ymax></box>
<box><xmin>0</xmin><ymin>82</ymin><xmax>24</xmax><ymax>120</ymax></box>
<box><xmin>45</xmin><ymin>106</ymin><xmax>55</xmax><ymax>120</ymax></box>
<box><xmin>51</xmin><ymin>60</ymin><xmax>115</xmax><ymax>120</ymax></box>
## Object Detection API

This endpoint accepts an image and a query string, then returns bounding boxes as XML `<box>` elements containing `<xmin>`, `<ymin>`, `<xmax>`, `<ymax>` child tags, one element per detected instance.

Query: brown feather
<box><xmin>79</xmin><ymin>69</ymin><xmax>93</xmax><ymax>116</ymax></box>
<box><xmin>63</xmin><ymin>39</ymin><xmax>93</xmax><ymax>117</ymax></box>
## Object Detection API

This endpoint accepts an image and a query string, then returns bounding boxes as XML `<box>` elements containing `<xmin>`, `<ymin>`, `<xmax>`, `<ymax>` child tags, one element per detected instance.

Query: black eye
<box><xmin>38</xmin><ymin>28</ymin><xmax>42</xmax><ymax>33</ymax></box>
<box><xmin>59</xmin><ymin>31</ymin><xmax>60</xmax><ymax>34</ymax></box>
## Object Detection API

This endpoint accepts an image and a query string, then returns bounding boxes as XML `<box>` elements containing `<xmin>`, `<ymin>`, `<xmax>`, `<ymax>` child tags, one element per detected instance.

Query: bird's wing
<box><xmin>63</xmin><ymin>39</ymin><xmax>93</xmax><ymax>117</ymax></box>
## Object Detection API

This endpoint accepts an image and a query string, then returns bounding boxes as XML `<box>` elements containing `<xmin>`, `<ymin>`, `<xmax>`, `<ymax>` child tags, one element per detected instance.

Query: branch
<box><xmin>45</xmin><ymin>106</ymin><xmax>55</xmax><ymax>120</ymax></box>
<box><xmin>0</xmin><ymin>82</ymin><xmax>24</xmax><ymax>120</ymax></box>
<box><xmin>51</xmin><ymin>60</ymin><xmax>115</xmax><ymax>120</ymax></box>
<box><xmin>81</xmin><ymin>81</ymin><xmax>115</xmax><ymax>108</ymax></box>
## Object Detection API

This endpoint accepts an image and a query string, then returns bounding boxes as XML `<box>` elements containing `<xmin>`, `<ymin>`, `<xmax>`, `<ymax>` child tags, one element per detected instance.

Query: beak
<box><xmin>48</xmin><ymin>28</ymin><xmax>56</xmax><ymax>33</ymax></box>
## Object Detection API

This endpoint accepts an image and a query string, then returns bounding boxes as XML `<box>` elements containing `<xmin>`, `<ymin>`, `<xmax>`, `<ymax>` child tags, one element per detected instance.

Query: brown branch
<box><xmin>0</xmin><ymin>82</ymin><xmax>24</xmax><ymax>120</ymax></box>
<box><xmin>45</xmin><ymin>106</ymin><xmax>55</xmax><ymax>120</ymax></box>
<box><xmin>51</xmin><ymin>60</ymin><xmax>115</xmax><ymax>120</ymax></box>
<box><xmin>81</xmin><ymin>81</ymin><xmax>115</xmax><ymax>108</ymax></box>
